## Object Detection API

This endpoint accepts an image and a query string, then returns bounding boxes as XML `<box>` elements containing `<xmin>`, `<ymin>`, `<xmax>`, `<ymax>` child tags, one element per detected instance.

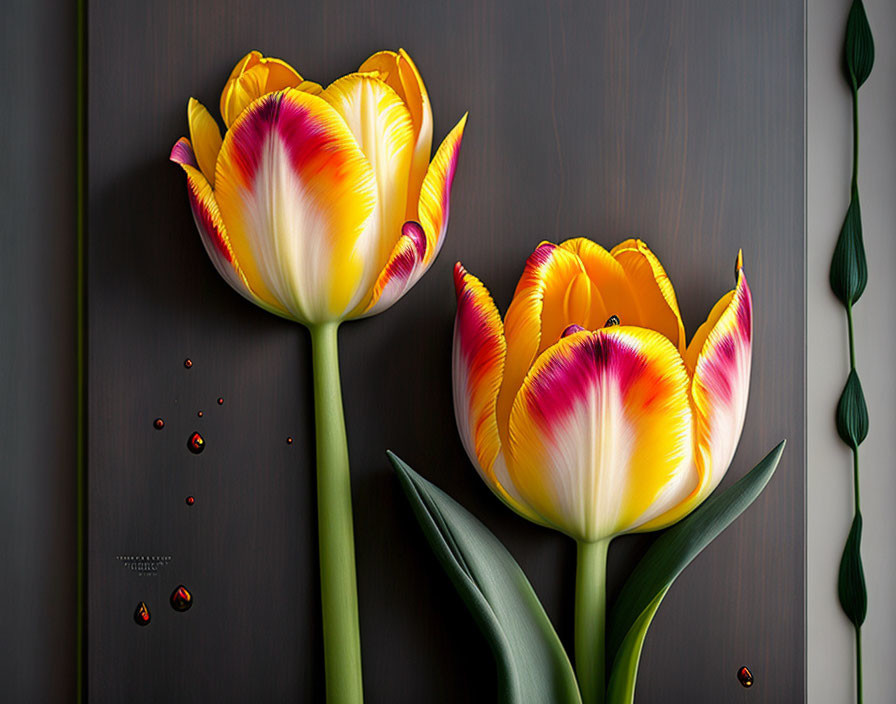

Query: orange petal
<box><xmin>505</xmin><ymin>327</ymin><xmax>696</xmax><ymax>541</ymax></box>
<box><xmin>610</xmin><ymin>239</ymin><xmax>686</xmax><ymax>352</ymax></box>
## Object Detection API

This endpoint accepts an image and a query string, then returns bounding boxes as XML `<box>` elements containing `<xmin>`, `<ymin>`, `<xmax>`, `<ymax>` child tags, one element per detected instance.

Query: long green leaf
<box><xmin>606</xmin><ymin>441</ymin><xmax>786</xmax><ymax>704</ymax></box>
<box><xmin>390</xmin><ymin>451</ymin><xmax>582</xmax><ymax>704</ymax></box>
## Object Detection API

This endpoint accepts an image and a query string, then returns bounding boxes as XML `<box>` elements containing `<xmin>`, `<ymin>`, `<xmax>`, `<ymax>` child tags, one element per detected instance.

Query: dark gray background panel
<box><xmin>88</xmin><ymin>1</ymin><xmax>805</xmax><ymax>702</ymax></box>
<box><xmin>0</xmin><ymin>1</ymin><xmax>77</xmax><ymax>702</ymax></box>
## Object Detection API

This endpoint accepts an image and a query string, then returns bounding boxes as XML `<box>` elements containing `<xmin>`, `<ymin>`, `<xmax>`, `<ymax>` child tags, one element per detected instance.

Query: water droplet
<box><xmin>170</xmin><ymin>585</ymin><xmax>193</xmax><ymax>612</ymax></box>
<box><xmin>737</xmin><ymin>666</ymin><xmax>753</xmax><ymax>688</ymax></box>
<box><xmin>134</xmin><ymin>602</ymin><xmax>151</xmax><ymax>626</ymax></box>
<box><xmin>286</xmin><ymin>436</ymin><xmax>293</xmax><ymax>444</ymax></box>
<box><xmin>562</xmin><ymin>324</ymin><xmax>586</xmax><ymax>338</ymax></box>
<box><xmin>197</xmin><ymin>411</ymin><xmax>204</xmax><ymax>418</ymax></box>
<box><xmin>183</xmin><ymin>358</ymin><xmax>193</xmax><ymax>369</ymax></box>
<box><xmin>185</xmin><ymin>496</ymin><xmax>195</xmax><ymax>506</ymax></box>
<box><xmin>217</xmin><ymin>397</ymin><xmax>224</xmax><ymax>405</ymax></box>
<box><xmin>187</xmin><ymin>432</ymin><xmax>205</xmax><ymax>454</ymax></box>
<box><xmin>153</xmin><ymin>418</ymin><xmax>165</xmax><ymax>430</ymax></box>
<box><xmin>604</xmin><ymin>314</ymin><xmax>620</xmax><ymax>327</ymax></box>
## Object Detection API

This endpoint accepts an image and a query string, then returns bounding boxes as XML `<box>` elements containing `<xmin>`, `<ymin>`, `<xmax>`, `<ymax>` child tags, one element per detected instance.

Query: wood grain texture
<box><xmin>87</xmin><ymin>1</ymin><xmax>805</xmax><ymax>701</ymax></box>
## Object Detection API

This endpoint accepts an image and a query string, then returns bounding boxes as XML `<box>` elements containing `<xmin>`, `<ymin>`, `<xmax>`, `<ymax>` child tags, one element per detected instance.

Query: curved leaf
<box><xmin>838</xmin><ymin>512</ymin><xmax>867</xmax><ymax>628</ymax></box>
<box><xmin>844</xmin><ymin>0</ymin><xmax>874</xmax><ymax>89</ymax></box>
<box><xmin>389</xmin><ymin>451</ymin><xmax>582</xmax><ymax>704</ymax></box>
<box><xmin>606</xmin><ymin>441</ymin><xmax>786</xmax><ymax>704</ymax></box>
<box><xmin>829</xmin><ymin>191</ymin><xmax>868</xmax><ymax>306</ymax></box>
<box><xmin>836</xmin><ymin>369</ymin><xmax>869</xmax><ymax>449</ymax></box>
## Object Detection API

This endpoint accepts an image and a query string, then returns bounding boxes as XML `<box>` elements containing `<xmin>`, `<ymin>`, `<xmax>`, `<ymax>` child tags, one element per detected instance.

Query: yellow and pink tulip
<box><xmin>170</xmin><ymin>49</ymin><xmax>466</xmax><ymax>325</ymax></box>
<box><xmin>170</xmin><ymin>49</ymin><xmax>466</xmax><ymax>704</ymax></box>
<box><xmin>452</xmin><ymin>238</ymin><xmax>751</xmax><ymax>702</ymax></box>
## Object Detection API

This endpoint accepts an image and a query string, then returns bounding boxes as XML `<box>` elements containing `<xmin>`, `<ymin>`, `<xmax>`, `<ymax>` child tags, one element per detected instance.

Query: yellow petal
<box><xmin>610</xmin><ymin>239</ymin><xmax>686</xmax><ymax>353</ymax></box>
<box><xmin>187</xmin><ymin>98</ymin><xmax>223</xmax><ymax>185</ymax></box>
<box><xmin>169</xmin><ymin>138</ymin><xmax>286</xmax><ymax>317</ymax></box>
<box><xmin>643</xmin><ymin>255</ymin><xmax>753</xmax><ymax>530</ymax></box>
<box><xmin>496</xmin><ymin>242</ymin><xmax>585</xmax><ymax>447</ymax></box>
<box><xmin>322</xmin><ymin>73</ymin><xmax>414</xmax><ymax>284</ymax></box>
<box><xmin>452</xmin><ymin>263</ymin><xmax>547</xmax><ymax>526</ymax></box>
<box><xmin>359</xmin><ymin>49</ymin><xmax>433</xmax><ymax>218</ymax></box>
<box><xmin>219</xmin><ymin>51</ymin><xmax>303</xmax><ymax>127</ymax></box>
<box><xmin>213</xmin><ymin>89</ymin><xmax>378</xmax><ymax>324</ymax></box>
<box><xmin>505</xmin><ymin>327</ymin><xmax>696</xmax><ymax>541</ymax></box>
<box><xmin>559</xmin><ymin>238</ymin><xmax>640</xmax><ymax>329</ymax></box>
<box><xmin>415</xmin><ymin>113</ymin><xmax>467</xmax><ymax>263</ymax></box>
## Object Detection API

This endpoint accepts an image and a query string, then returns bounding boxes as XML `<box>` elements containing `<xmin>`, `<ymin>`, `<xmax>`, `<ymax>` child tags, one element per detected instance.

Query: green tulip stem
<box><xmin>575</xmin><ymin>539</ymin><xmax>610</xmax><ymax>704</ymax></box>
<box><xmin>309</xmin><ymin>322</ymin><xmax>363</xmax><ymax>704</ymax></box>
<box><xmin>846</xmin><ymin>300</ymin><xmax>863</xmax><ymax>704</ymax></box>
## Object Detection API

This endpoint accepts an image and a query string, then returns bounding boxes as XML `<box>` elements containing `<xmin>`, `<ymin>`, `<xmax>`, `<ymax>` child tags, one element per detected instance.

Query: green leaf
<box><xmin>829</xmin><ymin>192</ymin><xmax>868</xmax><ymax>306</ymax></box>
<box><xmin>836</xmin><ymin>369</ymin><xmax>869</xmax><ymax>449</ymax></box>
<box><xmin>844</xmin><ymin>0</ymin><xmax>874</xmax><ymax>89</ymax></box>
<box><xmin>838</xmin><ymin>512</ymin><xmax>867</xmax><ymax>628</ymax></box>
<box><xmin>389</xmin><ymin>452</ymin><xmax>582</xmax><ymax>704</ymax></box>
<box><xmin>606</xmin><ymin>441</ymin><xmax>786</xmax><ymax>704</ymax></box>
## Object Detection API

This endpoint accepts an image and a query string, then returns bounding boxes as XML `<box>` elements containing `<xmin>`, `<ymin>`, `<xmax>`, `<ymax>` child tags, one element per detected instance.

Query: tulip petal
<box><xmin>559</xmin><ymin>238</ymin><xmax>641</xmax><ymax>329</ymax></box>
<box><xmin>416</xmin><ymin>113</ymin><xmax>467</xmax><ymax>264</ymax></box>
<box><xmin>170</xmin><ymin>135</ymin><xmax>198</xmax><ymax>168</ymax></box>
<box><xmin>496</xmin><ymin>242</ymin><xmax>585</xmax><ymax>446</ymax></box>
<box><xmin>213</xmin><ymin>88</ymin><xmax>379</xmax><ymax>324</ymax></box>
<box><xmin>187</xmin><ymin>98</ymin><xmax>223</xmax><ymax>185</ymax></box>
<box><xmin>357</xmin><ymin>221</ymin><xmax>427</xmax><ymax>317</ymax></box>
<box><xmin>610</xmin><ymin>239</ymin><xmax>686</xmax><ymax>352</ymax></box>
<box><xmin>653</xmin><ymin>257</ymin><xmax>753</xmax><ymax>532</ymax></box>
<box><xmin>452</xmin><ymin>263</ymin><xmax>506</xmax><ymax>477</ymax></box>
<box><xmin>505</xmin><ymin>328</ymin><xmax>696</xmax><ymax>542</ymax></box>
<box><xmin>322</xmin><ymin>73</ymin><xmax>415</xmax><ymax>279</ymax></box>
<box><xmin>169</xmin><ymin>138</ymin><xmax>285</xmax><ymax>316</ymax></box>
<box><xmin>359</xmin><ymin>49</ymin><xmax>433</xmax><ymax>215</ymax></box>
<box><xmin>452</xmin><ymin>264</ymin><xmax>545</xmax><ymax>524</ymax></box>
<box><xmin>220</xmin><ymin>51</ymin><xmax>303</xmax><ymax>128</ymax></box>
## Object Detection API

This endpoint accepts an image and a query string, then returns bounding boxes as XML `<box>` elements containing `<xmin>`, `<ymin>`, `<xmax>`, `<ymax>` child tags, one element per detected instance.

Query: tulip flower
<box><xmin>452</xmin><ymin>238</ymin><xmax>751</xmax><ymax>704</ymax></box>
<box><xmin>171</xmin><ymin>49</ymin><xmax>466</xmax><ymax>704</ymax></box>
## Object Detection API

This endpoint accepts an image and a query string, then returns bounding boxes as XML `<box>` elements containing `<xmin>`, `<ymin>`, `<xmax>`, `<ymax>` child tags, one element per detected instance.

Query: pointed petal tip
<box><xmin>453</xmin><ymin>262</ymin><xmax>470</xmax><ymax>298</ymax></box>
<box><xmin>169</xmin><ymin>137</ymin><xmax>197</xmax><ymax>167</ymax></box>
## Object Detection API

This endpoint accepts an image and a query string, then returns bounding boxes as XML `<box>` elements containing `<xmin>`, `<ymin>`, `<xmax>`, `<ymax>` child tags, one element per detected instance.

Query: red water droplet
<box><xmin>187</xmin><ymin>432</ymin><xmax>205</xmax><ymax>454</ymax></box>
<box><xmin>134</xmin><ymin>602</ymin><xmax>151</xmax><ymax>626</ymax></box>
<box><xmin>286</xmin><ymin>437</ymin><xmax>293</xmax><ymax>444</ymax></box>
<box><xmin>197</xmin><ymin>411</ymin><xmax>203</xmax><ymax>417</ymax></box>
<box><xmin>170</xmin><ymin>585</ymin><xmax>193</xmax><ymax>612</ymax></box>
<box><xmin>185</xmin><ymin>496</ymin><xmax>195</xmax><ymax>506</ymax></box>
<box><xmin>183</xmin><ymin>358</ymin><xmax>193</xmax><ymax>368</ymax></box>
<box><xmin>737</xmin><ymin>666</ymin><xmax>753</xmax><ymax>688</ymax></box>
<box><xmin>153</xmin><ymin>418</ymin><xmax>165</xmax><ymax>430</ymax></box>
<box><xmin>216</xmin><ymin>397</ymin><xmax>224</xmax><ymax>405</ymax></box>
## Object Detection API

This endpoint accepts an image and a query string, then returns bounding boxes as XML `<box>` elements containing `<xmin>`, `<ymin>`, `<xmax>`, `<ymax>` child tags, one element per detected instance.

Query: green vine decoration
<box><xmin>829</xmin><ymin>2</ymin><xmax>874</xmax><ymax>702</ymax></box>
